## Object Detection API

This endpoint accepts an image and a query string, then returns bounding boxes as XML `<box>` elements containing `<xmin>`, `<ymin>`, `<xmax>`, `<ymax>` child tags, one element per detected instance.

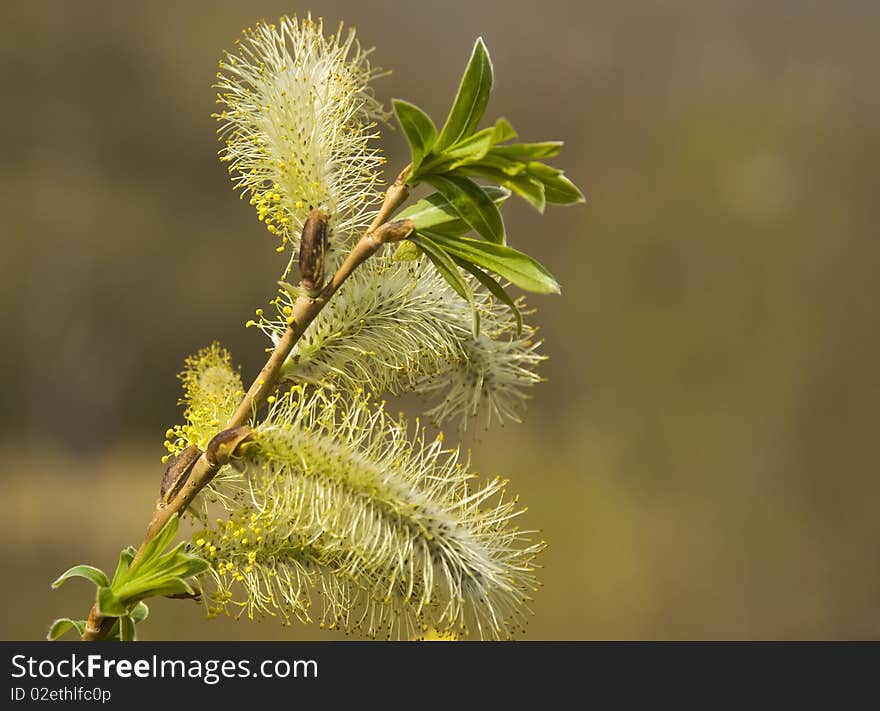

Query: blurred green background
<box><xmin>1</xmin><ymin>1</ymin><xmax>878</xmax><ymax>640</ymax></box>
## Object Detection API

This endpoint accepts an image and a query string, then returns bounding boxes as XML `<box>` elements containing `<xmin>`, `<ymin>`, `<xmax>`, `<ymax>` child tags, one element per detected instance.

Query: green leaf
<box><xmin>411</xmin><ymin>234</ymin><xmax>479</xmax><ymax>335</ymax></box>
<box><xmin>452</xmin><ymin>256</ymin><xmax>523</xmax><ymax>335</ymax></box>
<box><xmin>111</xmin><ymin>538</ymin><xmax>207</xmax><ymax>604</ymax></box>
<box><xmin>396</xmin><ymin>192</ymin><xmax>458</xmax><ymax>229</ymax></box>
<box><xmin>96</xmin><ymin>586</ymin><xmax>128</xmax><ymax>617</ymax></box>
<box><xmin>435</xmin><ymin>38</ymin><xmax>494</xmax><ymax>151</ymax></box>
<box><xmin>111</xmin><ymin>546</ymin><xmax>137</xmax><ymax>585</ymax></box>
<box><xmin>117</xmin><ymin>576</ymin><xmax>195</xmax><ymax>602</ymax></box>
<box><xmin>51</xmin><ymin>565</ymin><xmax>109</xmax><ymax>590</ymax></box>
<box><xmin>393</xmin><ymin>99</ymin><xmax>437</xmax><ymax>171</ymax></box>
<box><xmin>526</xmin><ymin>162</ymin><xmax>585</xmax><ymax>204</ymax></box>
<box><xmin>410</xmin><ymin>234</ymin><xmax>471</xmax><ymax>303</ymax></box>
<box><xmin>128</xmin><ymin>514</ymin><xmax>179</xmax><ymax>577</ymax></box>
<box><xmin>104</xmin><ymin>515</ymin><xmax>206</xmax><ymax>608</ymax></box>
<box><xmin>475</xmin><ymin>154</ymin><xmax>528</xmax><ymax>176</ymax></box>
<box><xmin>421</xmin><ymin>231</ymin><xmax>561</xmax><ymax>294</ymax></box>
<box><xmin>459</xmin><ymin>155</ymin><xmax>583</xmax><ymax>210</ymax></box>
<box><xmin>105</xmin><ymin>619</ymin><xmax>121</xmax><ymax>642</ymax></box>
<box><xmin>51</xmin><ymin>513</ymin><xmax>207</xmax><ymax>635</ymax></box>
<box><xmin>422</xmin><ymin>118</ymin><xmax>516</xmax><ymax>174</ymax></box>
<box><xmin>422</xmin><ymin>174</ymin><xmax>505</xmax><ymax>244</ymax></box>
<box><xmin>392</xmin><ymin>240</ymin><xmax>422</xmax><ymax>261</ymax></box>
<box><xmin>492</xmin><ymin>141</ymin><xmax>563</xmax><ymax>160</ymax></box>
<box><xmin>119</xmin><ymin>616</ymin><xmax>136</xmax><ymax>642</ymax></box>
<box><xmin>177</xmin><ymin>547</ymin><xmax>211</xmax><ymax>578</ymax></box>
<box><xmin>114</xmin><ymin>571</ymin><xmax>196</xmax><ymax>603</ymax></box>
<box><xmin>397</xmin><ymin>186</ymin><xmax>509</xmax><ymax>235</ymax></box>
<box><xmin>448</xmin><ymin>118</ymin><xmax>516</xmax><ymax>160</ymax></box>
<box><xmin>47</xmin><ymin>618</ymin><xmax>86</xmax><ymax>641</ymax></box>
<box><xmin>130</xmin><ymin>601</ymin><xmax>149</xmax><ymax>624</ymax></box>
<box><xmin>458</xmin><ymin>163</ymin><xmax>546</xmax><ymax>212</ymax></box>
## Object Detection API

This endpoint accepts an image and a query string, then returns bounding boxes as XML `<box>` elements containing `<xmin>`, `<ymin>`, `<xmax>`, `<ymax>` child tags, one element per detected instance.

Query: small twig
<box><xmin>80</xmin><ymin>165</ymin><xmax>412</xmax><ymax>641</ymax></box>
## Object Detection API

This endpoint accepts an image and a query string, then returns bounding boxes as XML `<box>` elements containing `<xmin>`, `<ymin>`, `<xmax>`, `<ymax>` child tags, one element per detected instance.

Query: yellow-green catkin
<box><xmin>251</xmin><ymin>256</ymin><xmax>546</xmax><ymax>431</ymax></box>
<box><xmin>214</xmin><ymin>14</ymin><xmax>387</xmax><ymax>277</ymax></box>
<box><xmin>163</xmin><ymin>343</ymin><xmax>244</xmax><ymax>461</ymax></box>
<box><xmin>194</xmin><ymin>389</ymin><xmax>545</xmax><ymax>640</ymax></box>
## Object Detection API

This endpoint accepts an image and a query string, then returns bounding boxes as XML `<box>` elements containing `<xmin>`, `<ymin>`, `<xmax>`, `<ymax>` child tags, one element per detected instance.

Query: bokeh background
<box><xmin>1</xmin><ymin>1</ymin><xmax>878</xmax><ymax>640</ymax></box>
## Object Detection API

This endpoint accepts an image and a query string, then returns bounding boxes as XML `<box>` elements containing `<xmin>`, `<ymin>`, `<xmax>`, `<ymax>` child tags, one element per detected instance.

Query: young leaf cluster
<box><xmin>392</xmin><ymin>38</ymin><xmax>583</xmax><ymax>328</ymax></box>
<box><xmin>49</xmin><ymin>515</ymin><xmax>207</xmax><ymax>641</ymax></box>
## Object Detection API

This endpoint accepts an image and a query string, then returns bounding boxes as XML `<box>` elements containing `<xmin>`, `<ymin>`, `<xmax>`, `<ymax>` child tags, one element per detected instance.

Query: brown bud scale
<box><xmin>205</xmin><ymin>425</ymin><xmax>255</xmax><ymax>467</ymax></box>
<box><xmin>160</xmin><ymin>444</ymin><xmax>203</xmax><ymax>504</ymax></box>
<box><xmin>299</xmin><ymin>208</ymin><xmax>328</xmax><ymax>290</ymax></box>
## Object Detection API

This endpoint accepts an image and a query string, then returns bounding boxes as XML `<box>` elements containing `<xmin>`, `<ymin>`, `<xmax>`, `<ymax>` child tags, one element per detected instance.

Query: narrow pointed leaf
<box><xmin>410</xmin><ymin>234</ymin><xmax>471</xmax><ymax>303</ymax></box>
<box><xmin>424</xmin><ymin>118</ymin><xmax>517</xmax><ymax>173</ymax></box>
<box><xmin>422</xmin><ymin>174</ymin><xmax>505</xmax><ymax>244</ymax></box>
<box><xmin>492</xmin><ymin>141</ymin><xmax>563</xmax><ymax>159</ymax></box>
<box><xmin>393</xmin><ymin>99</ymin><xmax>437</xmax><ymax>171</ymax></box>
<box><xmin>114</xmin><ymin>552</ymin><xmax>206</xmax><ymax>599</ymax></box>
<box><xmin>435</xmin><ymin>38</ymin><xmax>494</xmax><ymax>151</ymax></box>
<box><xmin>526</xmin><ymin>162</ymin><xmax>585</xmax><ymax>204</ymax></box>
<box><xmin>457</xmin><ymin>150</ymin><xmax>526</xmax><ymax>176</ymax></box>
<box><xmin>458</xmin><ymin>164</ymin><xmax>546</xmax><ymax>212</ymax></box>
<box><xmin>119</xmin><ymin>615</ymin><xmax>136</xmax><ymax>642</ymax></box>
<box><xmin>411</xmin><ymin>234</ymin><xmax>479</xmax><ymax>335</ymax></box>
<box><xmin>173</xmin><ymin>548</ymin><xmax>210</xmax><ymax>578</ymax></box>
<box><xmin>153</xmin><ymin>578</ymin><xmax>198</xmax><ymax>598</ymax></box>
<box><xmin>445</xmin><ymin>117</ymin><xmax>514</xmax><ymax>158</ymax></box>
<box><xmin>452</xmin><ymin>256</ymin><xmax>523</xmax><ymax>335</ymax></box>
<box><xmin>51</xmin><ymin>565</ymin><xmax>109</xmax><ymax>590</ymax></box>
<box><xmin>396</xmin><ymin>193</ymin><xmax>458</xmax><ymax>229</ymax></box>
<box><xmin>129</xmin><ymin>514</ymin><xmax>179</xmax><ymax>576</ymax></box>
<box><xmin>397</xmin><ymin>185</ymin><xmax>509</xmax><ymax>235</ymax></box>
<box><xmin>422</xmin><ymin>231</ymin><xmax>561</xmax><ymax>294</ymax></box>
<box><xmin>114</xmin><ymin>574</ymin><xmax>194</xmax><ymax>604</ymax></box>
<box><xmin>47</xmin><ymin>618</ymin><xmax>87</xmax><ymax>641</ymax></box>
<box><xmin>112</xmin><ymin>546</ymin><xmax>137</xmax><ymax>585</ymax></box>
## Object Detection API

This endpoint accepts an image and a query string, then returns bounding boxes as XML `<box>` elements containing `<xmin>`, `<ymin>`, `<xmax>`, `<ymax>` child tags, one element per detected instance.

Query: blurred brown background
<box><xmin>1</xmin><ymin>1</ymin><xmax>878</xmax><ymax>640</ymax></box>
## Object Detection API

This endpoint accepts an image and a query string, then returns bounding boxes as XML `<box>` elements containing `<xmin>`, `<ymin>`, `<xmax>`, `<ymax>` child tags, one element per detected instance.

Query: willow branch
<box><xmin>81</xmin><ymin>164</ymin><xmax>412</xmax><ymax>641</ymax></box>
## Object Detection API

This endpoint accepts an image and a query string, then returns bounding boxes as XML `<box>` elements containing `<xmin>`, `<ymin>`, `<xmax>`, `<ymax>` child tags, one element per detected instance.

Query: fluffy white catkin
<box><xmin>215</xmin><ymin>15</ymin><xmax>387</xmax><ymax>276</ymax></box>
<box><xmin>190</xmin><ymin>388</ymin><xmax>544</xmax><ymax>640</ymax></box>
<box><xmin>250</xmin><ymin>255</ymin><xmax>545</xmax><ymax>430</ymax></box>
